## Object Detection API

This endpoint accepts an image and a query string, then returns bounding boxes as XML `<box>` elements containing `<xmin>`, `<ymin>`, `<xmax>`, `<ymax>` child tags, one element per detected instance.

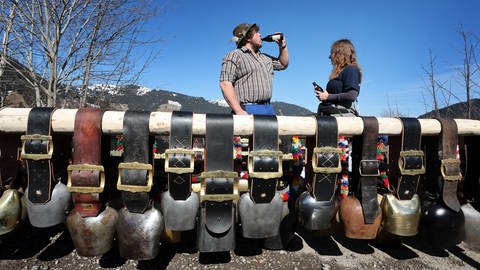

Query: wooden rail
<box><xmin>1</xmin><ymin>108</ymin><xmax>480</xmax><ymax>136</ymax></box>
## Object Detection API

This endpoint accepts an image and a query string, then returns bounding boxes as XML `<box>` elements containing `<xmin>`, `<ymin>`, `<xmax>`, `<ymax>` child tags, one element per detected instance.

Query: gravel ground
<box><xmin>1</xmin><ymin>222</ymin><xmax>480</xmax><ymax>270</ymax></box>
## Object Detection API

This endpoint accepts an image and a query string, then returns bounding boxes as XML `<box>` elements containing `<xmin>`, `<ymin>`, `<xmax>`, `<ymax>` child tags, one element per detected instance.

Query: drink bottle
<box><xmin>262</xmin><ymin>33</ymin><xmax>283</xmax><ymax>42</ymax></box>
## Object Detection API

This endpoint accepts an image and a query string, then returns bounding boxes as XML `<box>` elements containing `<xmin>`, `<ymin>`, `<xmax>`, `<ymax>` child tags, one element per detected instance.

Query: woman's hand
<box><xmin>314</xmin><ymin>88</ymin><xmax>329</xmax><ymax>101</ymax></box>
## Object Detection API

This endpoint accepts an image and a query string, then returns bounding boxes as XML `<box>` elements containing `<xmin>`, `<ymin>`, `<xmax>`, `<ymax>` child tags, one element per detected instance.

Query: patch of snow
<box><xmin>209</xmin><ymin>98</ymin><xmax>229</xmax><ymax>107</ymax></box>
<box><xmin>168</xmin><ymin>100</ymin><xmax>182</xmax><ymax>107</ymax></box>
<box><xmin>88</xmin><ymin>84</ymin><xmax>122</xmax><ymax>95</ymax></box>
<box><xmin>137</xmin><ymin>86</ymin><xmax>152</xmax><ymax>96</ymax></box>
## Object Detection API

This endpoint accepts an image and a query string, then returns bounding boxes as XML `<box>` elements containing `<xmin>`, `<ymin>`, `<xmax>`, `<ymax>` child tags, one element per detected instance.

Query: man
<box><xmin>220</xmin><ymin>23</ymin><xmax>289</xmax><ymax>115</ymax></box>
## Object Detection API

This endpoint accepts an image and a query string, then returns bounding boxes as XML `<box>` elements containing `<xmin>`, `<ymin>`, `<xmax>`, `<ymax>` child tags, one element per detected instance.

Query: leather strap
<box><xmin>153</xmin><ymin>135</ymin><xmax>169</xmax><ymax>192</ymax></box>
<box><xmin>311</xmin><ymin>116</ymin><xmax>340</xmax><ymax>201</ymax></box>
<box><xmin>388</xmin><ymin>117</ymin><xmax>424</xmax><ymax>200</ymax></box>
<box><xmin>438</xmin><ymin>118</ymin><xmax>461</xmax><ymax>212</ymax></box>
<box><xmin>119</xmin><ymin>111</ymin><xmax>152</xmax><ymax>213</ymax></box>
<box><xmin>0</xmin><ymin>133</ymin><xmax>20</xmax><ymax>189</ymax></box>
<box><xmin>23</xmin><ymin>107</ymin><xmax>55</xmax><ymax>204</ymax></box>
<box><xmin>249</xmin><ymin>115</ymin><xmax>280</xmax><ymax>203</ymax></box>
<box><xmin>463</xmin><ymin>135</ymin><xmax>480</xmax><ymax>205</ymax></box>
<box><xmin>353</xmin><ymin>116</ymin><xmax>380</xmax><ymax>224</ymax></box>
<box><xmin>166</xmin><ymin>111</ymin><xmax>194</xmax><ymax>200</ymax></box>
<box><xmin>202</xmin><ymin>114</ymin><xmax>236</xmax><ymax>234</ymax></box>
<box><xmin>69</xmin><ymin>108</ymin><xmax>104</xmax><ymax>217</ymax></box>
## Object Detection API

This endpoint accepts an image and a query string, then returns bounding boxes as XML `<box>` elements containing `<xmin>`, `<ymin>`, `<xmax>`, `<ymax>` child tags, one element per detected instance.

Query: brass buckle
<box><xmin>359</xmin><ymin>159</ymin><xmax>380</xmax><ymax>177</ymax></box>
<box><xmin>20</xmin><ymin>134</ymin><xmax>53</xmax><ymax>160</ymax></box>
<box><xmin>398</xmin><ymin>150</ymin><xmax>425</xmax><ymax>176</ymax></box>
<box><xmin>247</xmin><ymin>150</ymin><xmax>283</xmax><ymax>179</ymax></box>
<box><xmin>67</xmin><ymin>164</ymin><xmax>105</xmax><ymax>193</ymax></box>
<box><xmin>117</xmin><ymin>162</ymin><xmax>153</xmax><ymax>192</ymax></box>
<box><xmin>199</xmin><ymin>170</ymin><xmax>239</xmax><ymax>202</ymax></box>
<box><xmin>440</xmin><ymin>158</ymin><xmax>462</xmax><ymax>181</ymax></box>
<box><xmin>164</xmin><ymin>148</ymin><xmax>195</xmax><ymax>174</ymax></box>
<box><xmin>312</xmin><ymin>146</ymin><xmax>342</xmax><ymax>174</ymax></box>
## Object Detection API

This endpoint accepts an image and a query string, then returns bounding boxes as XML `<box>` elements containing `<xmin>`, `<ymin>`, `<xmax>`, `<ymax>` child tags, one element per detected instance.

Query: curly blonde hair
<box><xmin>329</xmin><ymin>39</ymin><xmax>362</xmax><ymax>82</ymax></box>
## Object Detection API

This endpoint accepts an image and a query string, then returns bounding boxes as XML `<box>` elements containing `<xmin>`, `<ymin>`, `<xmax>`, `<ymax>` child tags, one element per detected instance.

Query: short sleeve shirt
<box><xmin>220</xmin><ymin>47</ymin><xmax>285</xmax><ymax>103</ymax></box>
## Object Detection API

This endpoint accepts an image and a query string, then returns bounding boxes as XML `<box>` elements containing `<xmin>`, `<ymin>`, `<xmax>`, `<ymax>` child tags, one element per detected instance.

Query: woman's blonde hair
<box><xmin>329</xmin><ymin>39</ymin><xmax>362</xmax><ymax>82</ymax></box>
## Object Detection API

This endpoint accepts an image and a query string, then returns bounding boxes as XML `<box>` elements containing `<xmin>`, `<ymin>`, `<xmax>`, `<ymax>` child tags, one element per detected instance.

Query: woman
<box><xmin>315</xmin><ymin>39</ymin><xmax>361</xmax><ymax>116</ymax></box>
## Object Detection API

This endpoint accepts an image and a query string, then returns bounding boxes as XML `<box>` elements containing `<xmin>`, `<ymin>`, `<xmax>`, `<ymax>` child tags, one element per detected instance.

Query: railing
<box><xmin>1</xmin><ymin>108</ymin><xmax>480</xmax><ymax>135</ymax></box>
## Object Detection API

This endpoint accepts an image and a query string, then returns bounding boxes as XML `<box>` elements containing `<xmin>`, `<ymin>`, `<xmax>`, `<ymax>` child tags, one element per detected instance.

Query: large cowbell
<box><xmin>160</xmin><ymin>190</ymin><xmax>199</xmax><ymax>231</ymax></box>
<box><xmin>197</xmin><ymin>200</ymin><xmax>236</xmax><ymax>253</ymax></box>
<box><xmin>381</xmin><ymin>194</ymin><xmax>421</xmax><ymax>236</ymax></box>
<box><xmin>340</xmin><ymin>195</ymin><xmax>382</xmax><ymax>239</ymax></box>
<box><xmin>117</xmin><ymin>204</ymin><xmax>164</xmax><ymax>260</ymax></box>
<box><xmin>66</xmin><ymin>205</ymin><xmax>118</xmax><ymax>257</ymax></box>
<box><xmin>420</xmin><ymin>199</ymin><xmax>465</xmax><ymax>248</ymax></box>
<box><xmin>0</xmin><ymin>189</ymin><xmax>27</xmax><ymax>235</ymax></box>
<box><xmin>25</xmin><ymin>181</ymin><xmax>70</xmax><ymax>228</ymax></box>
<box><xmin>462</xmin><ymin>203</ymin><xmax>480</xmax><ymax>250</ymax></box>
<box><xmin>238</xmin><ymin>188</ymin><xmax>283</xmax><ymax>238</ymax></box>
<box><xmin>239</xmin><ymin>114</ymin><xmax>284</xmax><ymax>239</ymax></box>
<box><xmin>296</xmin><ymin>191</ymin><xmax>337</xmax><ymax>231</ymax></box>
<box><xmin>459</xmin><ymin>136</ymin><xmax>480</xmax><ymax>250</ymax></box>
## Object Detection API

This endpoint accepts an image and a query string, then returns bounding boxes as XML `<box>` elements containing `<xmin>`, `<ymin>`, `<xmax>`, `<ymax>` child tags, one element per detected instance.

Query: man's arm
<box><xmin>277</xmin><ymin>36</ymin><xmax>289</xmax><ymax>68</ymax></box>
<box><xmin>220</xmin><ymin>80</ymin><xmax>247</xmax><ymax>115</ymax></box>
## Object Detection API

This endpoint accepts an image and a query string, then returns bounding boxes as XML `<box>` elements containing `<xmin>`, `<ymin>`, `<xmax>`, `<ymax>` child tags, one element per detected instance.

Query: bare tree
<box><xmin>456</xmin><ymin>25</ymin><xmax>478</xmax><ymax>119</ymax></box>
<box><xmin>422</xmin><ymin>49</ymin><xmax>441</xmax><ymax>117</ymax></box>
<box><xmin>0</xmin><ymin>0</ymin><xmax>158</xmax><ymax>107</ymax></box>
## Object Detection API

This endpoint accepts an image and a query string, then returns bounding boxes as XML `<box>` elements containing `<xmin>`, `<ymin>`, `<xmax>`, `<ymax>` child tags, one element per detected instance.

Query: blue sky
<box><xmin>139</xmin><ymin>0</ymin><xmax>479</xmax><ymax>117</ymax></box>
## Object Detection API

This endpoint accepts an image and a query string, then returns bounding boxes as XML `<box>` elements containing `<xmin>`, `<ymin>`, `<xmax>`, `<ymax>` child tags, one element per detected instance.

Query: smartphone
<box><xmin>312</xmin><ymin>81</ymin><xmax>323</xmax><ymax>92</ymax></box>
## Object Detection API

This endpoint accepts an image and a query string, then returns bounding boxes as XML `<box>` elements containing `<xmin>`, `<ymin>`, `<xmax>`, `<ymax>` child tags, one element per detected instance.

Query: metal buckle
<box><xmin>359</xmin><ymin>159</ymin><xmax>380</xmax><ymax>177</ymax></box>
<box><xmin>247</xmin><ymin>150</ymin><xmax>283</xmax><ymax>179</ymax></box>
<box><xmin>164</xmin><ymin>148</ymin><xmax>195</xmax><ymax>174</ymax></box>
<box><xmin>312</xmin><ymin>146</ymin><xmax>342</xmax><ymax>174</ymax></box>
<box><xmin>67</xmin><ymin>164</ymin><xmax>106</xmax><ymax>193</ymax></box>
<box><xmin>199</xmin><ymin>170</ymin><xmax>239</xmax><ymax>202</ymax></box>
<box><xmin>20</xmin><ymin>134</ymin><xmax>53</xmax><ymax>160</ymax></box>
<box><xmin>117</xmin><ymin>162</ymin><xmax>153</xmax><ymax>192</ymax></box>
<box><xmin>440</xmin><ymin>158</ymin><xmax>462</xmax><ymax>181</ymax></box>
<box><xmin>398</xmin><ymin>150</ymin><xmax>425</xmax><ymax>176</ymax></box>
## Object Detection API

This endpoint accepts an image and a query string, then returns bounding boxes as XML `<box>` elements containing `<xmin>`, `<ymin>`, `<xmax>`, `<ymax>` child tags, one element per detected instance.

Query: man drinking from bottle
<box><xmin>220</xmin><ymin>23</ymin><xmax>289</xmax><ymax>115</ymax></box>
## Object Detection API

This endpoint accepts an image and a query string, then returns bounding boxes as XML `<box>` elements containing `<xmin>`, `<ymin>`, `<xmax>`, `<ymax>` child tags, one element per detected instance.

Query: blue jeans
<box><xmin>244</xmin><ymin>103</ymin><xmax>275</xmax><ymax>115</ymax></box>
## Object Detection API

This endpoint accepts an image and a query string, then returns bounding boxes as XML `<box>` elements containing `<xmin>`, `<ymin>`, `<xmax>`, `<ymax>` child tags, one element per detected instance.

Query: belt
<box><xmin>240</xmin><ymin>100</ymin><xmax>270</xmax><ymax>105</ymax></box>
<box><xmin>118</xmin><ymin>111</ymin><xmax>153</xmax><ymax>214</ymax></box>
<box><xmin>165</xmin><ymin>111</ymin><xmax>194</xmax><ymax>200</ymax></box>
<box><xmin>197</xmin><ymin>113</ymin><xmax>237</xmax><ymax>252</ymax></box>
<box><xmin>464</xmin><ymin>135</ymin><xmax>480</xmax><ymax>203</ymax></box>
<box><xmin>67</xmin><ymin>108</ymin><xmax>104</xmax><ymax>217</ymax></box>
<box><xmin>437</xmin><ymin>118</ymin><xmax>461</xmax><ymax>212</ymax></box>
<box><xmin>352</xmin><ymin>116</ymin><xmax>380</xmax><ymax>224</ymax></box>
<box><xmin>0</xmin><ymin>132</ymin><xmax>21</xmax><ymax>189</ymax></box>
<box><xmin>248</xmin><ymin>115</ymin><xmax>282</xmax><ymax>203</ymax></box>
<box><xmin>22</xmin><ymin>107</ymin><xmax>55</xmax><ymax>204</ymax></box>
<box><xmin>388</xmin><ymin>117</ymin><xmax>424</xmax><ymax>200</ymax></box>
<box><xmin>311</xmin><ymin>116</ymin><xmax>341</xmax><ymax>201</ymax></box>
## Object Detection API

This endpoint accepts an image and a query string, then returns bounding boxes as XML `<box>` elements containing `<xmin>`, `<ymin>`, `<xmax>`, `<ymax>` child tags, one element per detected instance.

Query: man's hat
<box><xmin>231</xmin><ymin>23</ymin><xmax>257</xmax><ymax>44</ymax></box>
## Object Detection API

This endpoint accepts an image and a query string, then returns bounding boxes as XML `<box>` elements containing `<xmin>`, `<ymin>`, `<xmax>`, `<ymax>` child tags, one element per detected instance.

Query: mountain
<box><xmin>419</xmin><ymin>99</ymin><xmax>480</xmax><ymax>119</ymax></box>
<box><xmin>87</xmin><ymin>84</ymin><xmax>313</xmax><ymax>115</ymax></box>
<box><xmin>1</xmin><ymin>75</ymin><xmax>313</xmax><ymax>115</ymax></box>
